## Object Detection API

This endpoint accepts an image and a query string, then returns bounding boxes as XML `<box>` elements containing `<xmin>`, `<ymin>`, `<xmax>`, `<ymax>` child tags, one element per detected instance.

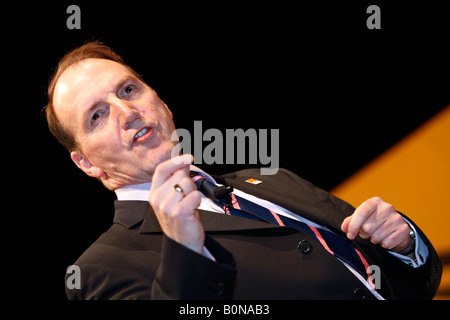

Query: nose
<box><xmin>113</xmin><ymin>99</ymin><xmax>139</xmax><ymax>129</ymax></box>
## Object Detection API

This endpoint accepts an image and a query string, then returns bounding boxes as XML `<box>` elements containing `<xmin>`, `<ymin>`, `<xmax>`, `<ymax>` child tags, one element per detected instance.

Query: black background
<box><xmin>3</xmin><ymin>1</ymin><xmax>449</xmax><ymax>300</ymax></box>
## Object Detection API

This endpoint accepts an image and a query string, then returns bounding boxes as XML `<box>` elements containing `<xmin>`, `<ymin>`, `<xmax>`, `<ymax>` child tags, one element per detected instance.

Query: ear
<box><xmin>70</xmin><ymin>151</ymin><xmax>105</xmax><ymax>179</ymax></box>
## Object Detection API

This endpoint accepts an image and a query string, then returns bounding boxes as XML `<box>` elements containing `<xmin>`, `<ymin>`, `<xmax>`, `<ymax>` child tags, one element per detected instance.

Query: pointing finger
<box><xmin>151</xmin><ymin>154</ymin><xmax>194</xmax><ymax>188</ymax></box>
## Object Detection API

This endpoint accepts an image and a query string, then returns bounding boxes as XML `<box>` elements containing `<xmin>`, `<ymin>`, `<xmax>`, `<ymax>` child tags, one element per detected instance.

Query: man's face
<box><xmin>53</xmin><ymin>58</ymin><xmax>177</xmax><ymax>188</ymax></box>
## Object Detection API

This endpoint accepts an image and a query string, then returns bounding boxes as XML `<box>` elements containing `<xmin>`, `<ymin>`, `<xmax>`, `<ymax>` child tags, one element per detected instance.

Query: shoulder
<box><xmin>73</xmin><ymin>224</ymin><xmax>161</xmax><ymax>270</ymax></box>
<box><xmin>219</xmin><ymin>167</ymin><xmax>313</xmax><ymax>187</ymax></box>
<box><xmin>66</xmin><ymin>224</ymin><xmax>160</xmax><ymax>299</ymax></box>
<box><xmin>218</xmin><ymin>168</ymin><xmax>328</xmax><ymax>201</ymax></box>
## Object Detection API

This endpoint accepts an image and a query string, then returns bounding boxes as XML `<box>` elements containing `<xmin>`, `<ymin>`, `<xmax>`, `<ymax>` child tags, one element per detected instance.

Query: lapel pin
<box><xmin>245</xmin><ymin>178</ymin><xmax>262</xmax><ymax>185</ymax></box>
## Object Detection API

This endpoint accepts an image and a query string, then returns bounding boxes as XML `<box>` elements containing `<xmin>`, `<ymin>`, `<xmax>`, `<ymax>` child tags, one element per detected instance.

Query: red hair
<box><xmin>44</xmin><ymin>41</ymin><xmax>142</xmax><ymax>152</ymax></box>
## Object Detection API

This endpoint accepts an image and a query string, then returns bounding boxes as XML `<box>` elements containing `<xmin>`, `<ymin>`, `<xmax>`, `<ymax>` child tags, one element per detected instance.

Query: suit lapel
<box><xmin>216</xmin><ymin>169</ymin><xmax>349</xmax><ymax>234</ymax></box>
<box><xmin>113</xmin><ymin>200</ymin><xmax>149</xmax><ymax>228</ymax></box>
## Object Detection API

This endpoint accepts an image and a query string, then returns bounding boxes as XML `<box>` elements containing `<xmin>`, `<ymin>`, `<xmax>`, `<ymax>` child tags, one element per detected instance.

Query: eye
<box><xmin>91</xmin><ymin>111</ymin><xmax>103</xmax><ymax>124</ymax></box>
<box><xmin>122</xmin><ymin>85</ymin><xmax>135</xmax><ymax>97</ymax></box>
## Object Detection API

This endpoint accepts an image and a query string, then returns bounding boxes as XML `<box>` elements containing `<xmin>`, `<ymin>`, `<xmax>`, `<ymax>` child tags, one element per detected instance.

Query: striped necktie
<box><xmin>191</xmin><ymin>172</ymin><xmax>376</xmax><ymax>290</ymax></box>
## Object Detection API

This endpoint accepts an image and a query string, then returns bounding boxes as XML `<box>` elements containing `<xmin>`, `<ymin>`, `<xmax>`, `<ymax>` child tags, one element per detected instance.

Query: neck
<box><xmin>101</xmin><ymin>173</ymin><xmax>152</xmax><ymax>191</ymax></box>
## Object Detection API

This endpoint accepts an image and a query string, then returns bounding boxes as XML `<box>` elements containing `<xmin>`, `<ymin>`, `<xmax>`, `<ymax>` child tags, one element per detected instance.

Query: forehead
<box><xmin>52</xmin><ymin>58</ymin><xmax>133</xmax><ymax>130</ymax></box>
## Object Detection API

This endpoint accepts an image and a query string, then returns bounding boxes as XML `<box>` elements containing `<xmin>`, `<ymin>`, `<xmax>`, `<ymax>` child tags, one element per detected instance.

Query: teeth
<box><xmin>135</xmin><ymin>128</ymin><xmax>149</xmax><ymax>139</ymax></box>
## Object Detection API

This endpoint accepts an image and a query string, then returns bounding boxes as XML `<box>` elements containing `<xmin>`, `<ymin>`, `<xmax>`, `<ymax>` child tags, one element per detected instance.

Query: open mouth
<box><xmin>134</xmin><ymin>127</ymin><xmax>152</xmax><ymax>143</ymax></box>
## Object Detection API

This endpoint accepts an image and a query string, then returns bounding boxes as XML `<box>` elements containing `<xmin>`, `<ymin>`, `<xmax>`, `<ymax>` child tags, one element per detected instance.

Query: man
<box><xmin>46</xmin><ymin>41</ymin><xmax>441</xmax><ymax>299</ymax></box>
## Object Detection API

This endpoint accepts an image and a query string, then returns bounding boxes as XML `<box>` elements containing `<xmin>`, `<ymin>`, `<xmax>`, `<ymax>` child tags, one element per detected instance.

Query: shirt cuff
<box><xmin>388</xmin><ymin>218</ymin><xmax>429</xmax><ymax>268</ymax></box>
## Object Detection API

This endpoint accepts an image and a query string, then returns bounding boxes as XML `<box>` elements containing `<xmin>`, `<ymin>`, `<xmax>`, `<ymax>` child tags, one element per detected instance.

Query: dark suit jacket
<box><xmin>66</xmin><ymin>168</ymin><xmax>442</xmax><ymax>300</ymax></box>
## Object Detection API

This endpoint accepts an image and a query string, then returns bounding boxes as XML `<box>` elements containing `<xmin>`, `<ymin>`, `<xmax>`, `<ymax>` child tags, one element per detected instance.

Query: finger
<box><xmin>163</xmin><ymin>190</ymin><xmax>204</xmax><ymax>253</ymax></box>
<box><xmin>373</xmin><ymin>214</ymin><xmax>410</xmax><ymax>251</ymax></box>
<box><xmin>379</xmin><ymin>223</ymin><xmax>410</xmax><ymax>251</ymax></box>
<box><xmin>172</xmin><ymin>175</ymin><xmax>197</xmax><ymax>199</ymax></box>
<box><xmin>365</xmin><ymin>219</ymin><xmax>390</xmax><ymax>244</ymax></box>
<box><xmin>171</xmin><ymin>190</ymin><xmax>202</xmax><ymax>220</ymax></box>
<box><xmin>357</xmin><ymin>213</ymin><xmax>386</xmax><ymax>240</ymax></box>
<box><xmin>151</xmin><ymin>154</ymin><xmax>194</xmax><ymax>188</ymax></box>
<box><xmin>358</xmin><ymin>201</ymin><xmax>397</xmax><ymax>239</ymax></box>
<box><xmin>341</xmin><ymin>216</ymin><xmax>351</xmax><ymax>233</ymax></box>
<box><xmin>158</xmin><ymin>189</ymin><xmax>200</xmax><ymax>223</ymax></box>
<box><xmin>345</xmin><ymin>197</ymin><xmax>380</xmax><ymax>240</ymax></box>
<box><xmin>151</xmin><ymin>174</ymin><xmax>196</xmax><ymax>214</ymax></box>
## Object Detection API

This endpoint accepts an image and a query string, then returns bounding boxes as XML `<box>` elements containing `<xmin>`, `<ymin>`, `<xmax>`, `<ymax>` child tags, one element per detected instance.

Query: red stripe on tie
<box><xmin>354</xmin><ymin>248</ymin><xmax>376</xmax><ymax>290</ymax></box>
<box><xmin>269</xmin><ymin>210</ymin><xmax>285</xmax><ymax>226</ymax></box>
<box><xmin>230</xmin><ymin>193</ymin><xmax>241</xmax><ymax>210</ymax></box>
<box><xmin>308</xmin><ymin>226</ymin><xmax>335</xmax><ymax>255</ymax></box>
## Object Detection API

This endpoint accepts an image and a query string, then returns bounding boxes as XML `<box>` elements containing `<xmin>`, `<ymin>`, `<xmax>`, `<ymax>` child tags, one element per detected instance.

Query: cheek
<box><xmin>156</xmin><ymin>108</ymin><xmax>177</xmax><ymax>137</ymax></box>
<box><xmin>81</xmin><ymin>130</ymin><xmax>125</xmax><ymax>165</ymax></box>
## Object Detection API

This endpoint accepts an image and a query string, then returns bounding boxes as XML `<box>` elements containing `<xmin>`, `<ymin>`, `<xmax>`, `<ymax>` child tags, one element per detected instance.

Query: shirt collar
<box><xmin>114</xmin><ymin>165</ymin><xmax>216</xmax><ymax>201</ymax></box>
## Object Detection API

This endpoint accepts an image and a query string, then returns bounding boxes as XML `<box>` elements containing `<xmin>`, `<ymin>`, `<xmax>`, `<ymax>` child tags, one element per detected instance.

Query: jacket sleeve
<box><xmin>65</xmin><ymin>234</ymin><xmax>237</xmax><ymax>300</ymax></box>
<box><xmin>260</xmin><ymin>168</ymin><xmax>442</xmax><ymax>299</ymax></box>
<box><xmin>326</xmin><ymin>179</ymin><xmax>442</xmax><ymax>299</ymax></box>
<box><xmin>65</xmin><ymin>263</ymin><xmax>153</xmax><ymax>300</ymax></box>
<box><xmin>151</xmin><ymin>235</ymin><xmax>237</xmax><ymax>299</ymax></box>
<box><xmin>394</xmin><ymin>212</ymin><xmax>442</xmax><ymax>299</ymax></box>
